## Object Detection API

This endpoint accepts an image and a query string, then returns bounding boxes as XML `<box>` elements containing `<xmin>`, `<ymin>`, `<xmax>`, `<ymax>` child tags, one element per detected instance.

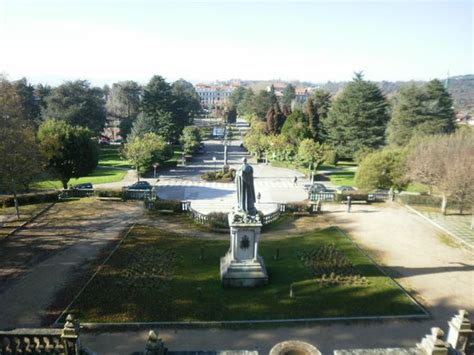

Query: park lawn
<box><xmin>68</xmin><ymin>225</ymin><xmax>423</xmax><ymax>323</ymax></box>
<box><xmin>97</xmin><ymin>146</ymin><xmax>132</xmax><ymax>169</ymax></box>
<box><xmin>32</xmin><ymin>167</ymin><xmax>128</xmax><ymax>189</ymax></box>
<box><xmin>405</xmin><ymin>183</ymin><xmax>430</xmax><ymax>194</ymax></box>
<box><xmin>327</xmin><ymin>170</ymin><xmax>356</xmax><ymax>186</ymax></box>
<box><xmin>32</xmin><ymin>146</ymin><xmax>130</xmax><ymax>189</ymax></box>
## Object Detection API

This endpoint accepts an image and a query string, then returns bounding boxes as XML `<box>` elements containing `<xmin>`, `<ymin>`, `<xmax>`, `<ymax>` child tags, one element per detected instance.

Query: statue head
<box><xmin>242</xmin><ymin>157</ymin><xmax>247</xmax><ymax>164</ymax></box>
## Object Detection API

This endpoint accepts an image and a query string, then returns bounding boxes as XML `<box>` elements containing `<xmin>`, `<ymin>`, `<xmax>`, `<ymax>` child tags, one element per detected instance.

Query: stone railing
<box><xmin>262</xmin><ymin>204</ymin><xmax>283</xmax><ymax>225</ymax></box>
<box><xmin>58</xmin><ymin>189</ymin><xmax>94</xmax><ymax>200</ymax></box>
<box><xmin>122</xmin><ymin>187</ymin><xmax>156</xmax><ymax>201</ymax></box>
<box><xmin>186</xmin><ymin>202</ymin><xmax>209</xmax><ymax>224</ymax></box>
<box><xmin>0</xmin><ymin>314</ymin><xmax>88</xmax><ymax>355</ymax></box>
<box><xmin>1</xmin><ymin>310</ymin><xmax>472</xmax><ymax>354</ymax></box>
<box><xmin>309</xmin><ymin>192</ymin><xmax>336</xmax><ymax>202</ymax></box>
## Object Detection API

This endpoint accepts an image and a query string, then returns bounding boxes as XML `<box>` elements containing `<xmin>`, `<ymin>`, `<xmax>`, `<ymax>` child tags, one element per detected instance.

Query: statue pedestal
<box><xmin>220</xmin><ymin>212</ymin><xmax>268</xmax><ymax>288</ymax></box>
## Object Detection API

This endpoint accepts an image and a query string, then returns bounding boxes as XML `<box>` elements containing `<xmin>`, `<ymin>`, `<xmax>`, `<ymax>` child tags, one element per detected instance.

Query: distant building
<box><xmin>266</xmin><ymin>83</ymin><xmax>313</xmax><ymax>103</ymax></box>
<box><xmin>195</xmin><ymin>84</ymin><xmax>236</xmax><ymax>108</ymax></box>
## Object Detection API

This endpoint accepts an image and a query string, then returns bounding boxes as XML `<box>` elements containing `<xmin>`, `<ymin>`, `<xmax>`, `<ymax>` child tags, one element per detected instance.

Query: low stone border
<box><xmin>0</xmin><ymin>202</ymin><xmax>56</xmax><ymax>241</ymax></box>
<box><xmin>404</xmin><ymin>204</ymin><xmax>473</xmax><ymax>251</ymax></box>
<box><xmin>52</xmin><ymin>223</ymin><xmax>136</xmax><ymax>326</ymax></box>
<box><xmin>61</xmin><ymin>313</ymin><xmax>430</xmax><ymax>330</ymax></box>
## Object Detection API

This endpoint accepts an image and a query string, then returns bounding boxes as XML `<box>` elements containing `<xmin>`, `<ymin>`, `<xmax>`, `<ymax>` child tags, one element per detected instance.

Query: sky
<box><xmin>0</xmin><ymin>0</ymin><xmax>472</xmax><ymax>86</ymax></box>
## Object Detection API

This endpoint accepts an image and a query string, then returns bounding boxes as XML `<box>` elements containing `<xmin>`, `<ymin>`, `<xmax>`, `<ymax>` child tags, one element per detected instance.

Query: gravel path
<box><xmin>0</xmin><ymin>199</ymin><xmax>143</xmax><ymax>329</ymax></box>
<box><xmin>82</xmin><ymin>203</ymin><xmax>473</xmax><ymax>354</ymax></box>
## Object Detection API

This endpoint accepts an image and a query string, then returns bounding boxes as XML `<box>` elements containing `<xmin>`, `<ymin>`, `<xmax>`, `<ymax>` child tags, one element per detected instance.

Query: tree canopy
<box><xmin>324</xmin><ymin>73</ymin><xmax>390</xmax><ymax>159</ymax></box>
<box><xmin>386</xmin><ymin>80</ymin><xmax>456</xmax><ymax>146</ymax></box>
<box><xmin>38</xmin><ymin>119</ymin><xmax>99</xmax><ymax>189</ymax></box>
<box><xmin>124</xmin><ymin>132</ymin><xmax>172</xmax><ymax>178</ymax></box>
<box><xmin>281</xmin><ymin>110</ymin><xmax>312</xmax><ymax>145</ymax></box>
<box><xmin>43</xmin><ymin>80</ymin><xmax>107</xmax><ymax>134</ymax></box>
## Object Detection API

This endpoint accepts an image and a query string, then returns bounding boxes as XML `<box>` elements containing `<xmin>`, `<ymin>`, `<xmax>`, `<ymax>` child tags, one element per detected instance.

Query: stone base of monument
<box><xmin>220</xmin><ymin>212</ymin><xmax>269</xmax><ymax>288</ymax></box>
<box><xmin>220</xmin><ymin>253</ymin><xmax>268</xmax><ymax>287</ymax></box>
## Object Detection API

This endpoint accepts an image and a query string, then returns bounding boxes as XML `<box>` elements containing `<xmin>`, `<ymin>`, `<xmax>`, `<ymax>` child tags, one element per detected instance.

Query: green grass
<box><xmin>33</xmin><ymin>167</ymin><xmax>128</xmax><ymax>189</ymax></box>
<box><xmin>97</xmin><ymin>146</ymin><xmax>132</xmax><ymax>169</ymax></box>
<box><xmin>405</xmin><ymin>183</ymin><xmax>430</xmax><ymax>194</ymax></box>
<box><xmin>68</xmin><ymin>225</ymin><xmax>423</xmax><ymax>323</ymax></box>
<box><xmin>327</xmin><ymin>170</ymin><xmax>356</xmax><ymax>187</ymax></box>
<box><xmin>32</xmin><ymin>146</ymin><xmax>130</xmax><ymax>189</ymax></box>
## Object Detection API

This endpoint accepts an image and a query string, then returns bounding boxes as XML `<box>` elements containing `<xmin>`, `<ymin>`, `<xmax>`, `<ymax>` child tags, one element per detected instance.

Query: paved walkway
<box><xmin>412</xmin><ymin>208</ymin><xmax>474</xmax><ymax>248</ymax></box>
<box><xmin>82</xmin><ymin>203</ymin><xmax>474</xmax><ymax>354</ymax></box>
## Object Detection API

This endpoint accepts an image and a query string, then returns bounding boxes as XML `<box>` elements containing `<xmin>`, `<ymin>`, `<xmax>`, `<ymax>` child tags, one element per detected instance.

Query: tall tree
<box><xmin>124</xmin><ymin>132</ymin><xmax>172</xmax><ymax>179</ymax></box>
<box><xmin>303</xmin><ymin>97</ymin><xmax>318</xmax><ymax>140</ymax></box>
<box><xmin>281</xmin><ymin>110</ymin><xmax>312</xmax><ymax>146</ymax></box>
<box><xmin>171</xmin><ymin>79</ymin><xmax>201</xmax><ymax>125</ymax></box>
<box><xmin>141</xmin><ymin>75</ymin><xmax>186</xmax><ymax>141</ymax></box>
<box><xmin>107</xmin><ymin>81</ymin><xmax>142</xmax><ymax>140</ymax></box>
<box><xmin>386</xmin><ymin>80</ymin><xmax>456</xmax><ymax>146</ymax></box>
<box><xmin>313</xmin><ymin>89</ymin><xmax>332</xmax><ymax>141</ymax></box>
<box><xmin>406</xmin><ymin>130</ymin><xmax>474</xmax><ymax>214</ymax></box>
<box><xmin>253</xmin><ymin>90</ymin><xmax>277</xmax><ymax>119</ymax></box>
<box><xmin>180</xmin><ymin>126</ymin><xmax>203</xmax><ymax>154</ymax></box>
<box><xmin>237</xmin><ymin>88</ymin><xmax>255</xmax><ymax>116</ymax></box>
<box><xmin>224</xmin><ymin>105</ymin><xmax>237</xmax><ymax>124</ymax></box>
<box><xmin>35</xmin><ymin>83</ymin><xmax>53</xmax><ymax>111</ymax></box>
<box><xmin>296</xmin><ymin>139</ymin><xmax>330</xmax><ymax>173</ymax></box>
<box><xmin>355</xmin><ymin>148</ymin><xmax>408</xmax><ymax>190</ymax></box>
<box><xmin>43</xmin><ymin>80</ymin><xmax>107</xmax><ymax>134</ymax></box>
<box><xmin>228</xmin><ymin>86</ymin><xmax>248</xmax><ymax>108</ymax></box>
<box><xmin>0</xmin><ymin>76</ymin><xmax>43</xmax><ymax>217</ymax></box>
<box><xmin>38</xmin><ymin>119</ymin><xmax>99</xmax><ymax>189</ymax></box>
<box><xmin>13</xmin><ymin>78</ymin><xmax>42</xmax><ymax>125</ymax></box>
<box><xmin>282</xmin><ymin>84</ymin><xmax>296</xmax><ymax>107</ymax></box>
<box><xmin>324</xmin><ymin>72</ymin><xmax>390</xmax><ymax>159</ymax></box>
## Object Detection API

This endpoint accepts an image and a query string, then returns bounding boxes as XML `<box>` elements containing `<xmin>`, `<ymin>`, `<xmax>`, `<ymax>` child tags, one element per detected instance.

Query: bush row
<box><xmin>0</xmin><ymin>191</ymin><xmax>60</xmax><ymax>208</ymax></box>
<box><xmin>201</xmin><ymin>169</ymin><xmax>236</xmax><ymax>182</ymax></box>
<box><xmin>146</xmin><ymin>199</ymin><xmax>183</xmax><ymax>213</ymax></box>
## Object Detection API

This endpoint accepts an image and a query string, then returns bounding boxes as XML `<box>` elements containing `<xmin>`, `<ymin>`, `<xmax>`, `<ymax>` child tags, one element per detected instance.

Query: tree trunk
<box><xmin>61</xmin><ymin>179</ymin><xmax>68</xmax><ymax>190</ymax></box>
<box><xmin>137</xmin><ymin>166</ymin><xmax>140</xmax><ymax>181</ymax></box>
<box><xmin>11</xmin><ymin>178</ymin><xmax>20</xmax><ymax>220</ymax></box>
<box><xmin>441</xmin><ymin>193</ymin><xmax>447</xmax><ymax>215</ymax></box>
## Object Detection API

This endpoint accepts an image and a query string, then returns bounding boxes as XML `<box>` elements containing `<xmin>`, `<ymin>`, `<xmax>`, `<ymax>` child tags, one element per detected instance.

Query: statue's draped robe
<box><xmin>236</xmin><ymin>163</ymin><xmax>256</xmax><ymax>215</ymax></box>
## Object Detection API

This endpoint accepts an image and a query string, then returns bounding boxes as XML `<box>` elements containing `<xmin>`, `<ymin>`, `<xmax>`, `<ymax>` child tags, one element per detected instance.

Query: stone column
<box><xmin>417</xmin><ymin>327</ymin><xmax>450</xmax><ymax>355</ymax></box>
<box><xmin>61</xmin><ymin>314</ymin><xmax>81</xmax><ymax>355</ymax></box>
<box><xmin>447</xmin><ymin>310</ymin><xmax>473</xmax><ymax>353</ymax></box>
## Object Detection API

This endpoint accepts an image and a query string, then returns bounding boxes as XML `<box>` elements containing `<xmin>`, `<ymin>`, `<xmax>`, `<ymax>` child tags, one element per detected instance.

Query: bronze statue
<box><xmin>235</xmin><ymin>158</ymin><xmax>256</xmax><ymax>216</ymax></box>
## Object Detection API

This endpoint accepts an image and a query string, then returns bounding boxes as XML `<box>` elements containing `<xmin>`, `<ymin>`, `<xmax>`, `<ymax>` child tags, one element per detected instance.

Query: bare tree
<box><xmin>407</xmin><ymin>130</ymin><xmax>474</xmax><ymax>214</ymax></box>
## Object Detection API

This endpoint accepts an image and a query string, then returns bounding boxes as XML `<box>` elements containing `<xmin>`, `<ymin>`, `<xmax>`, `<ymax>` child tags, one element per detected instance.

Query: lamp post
<box><xmin>212</xmin><ymin>156</ymin><xmax>216</xmax><ymax>170</ymax></box>
<box><xmin>153</xmin><ymin>163</ymin><xmax>159</xmax><ymax>179</ymax></box>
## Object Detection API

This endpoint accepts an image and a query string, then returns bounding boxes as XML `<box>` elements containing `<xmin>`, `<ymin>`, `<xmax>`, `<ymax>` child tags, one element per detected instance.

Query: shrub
<box><xmin>324</xmin><ymin>150</ymin><xmax>338</xmax><ymax>166</ymax></box>
<box><xmin>0</xmin><ymin>191</ymin><xmax>60</xmax><ymax>208</ymax></box>
<box><xmin>95</xmin><ymin>190</ymin><xmax>123</xmax><ymax>198</ymax></box>
<box><xmin>148</xmin><ymin>199</ymin><xmax>182</xmax><ymax>213</ymax></box>
<box><xmin>201</xmin><ymin>169</ymin><xmax>236</xmax><ymax>182</ymax></box>
<box><xmin>284</xmin><ymin>201</ymin><xmax>313</xmax><ymax>213</ymax></box>
<box><xmin>206</xmin><ymin>212</ymin><xmax>229</xmax><ymax>229</ymax></box>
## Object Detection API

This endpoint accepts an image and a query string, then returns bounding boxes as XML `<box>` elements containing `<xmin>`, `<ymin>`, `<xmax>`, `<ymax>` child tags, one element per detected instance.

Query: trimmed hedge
<box><xmin>285</xmin><ymin>201</ymin><xmax>313</xmax><ymax>213</ymax></box>
<box><xmin>147</xmin><ymin>199</ymin><xmax>182</xmax><ymax>213</ymax></box>
<box><xmin>0</xmin><ymin>191</ymin><xmax>59</xmax><ymax>208</ymax></box>
<box><xmin>94</xmin><ymin>190</ymin><xmax>123</xmax><ymax>198</ymax></box>
<box><xmin>206</xmin><ymin>212</ymin><xmax>229</xmax><ymax>229</ymax></box>
<box><xmin>201</xmin><ymin>169</ymin><xmax>236</xmax><ymax>182</ymax></box>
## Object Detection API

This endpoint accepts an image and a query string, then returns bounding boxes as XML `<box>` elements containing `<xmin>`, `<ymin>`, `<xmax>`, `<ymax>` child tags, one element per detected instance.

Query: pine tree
<box><xmin>313</xmin><ymin>89</ymin><xmax>331</xmax><ymax>142</ymax></box>
<box><xmin>265</xmin><ymin>105</ymin><xmax>276</xmax><ymax>134</ymax></box>
<box><xmin>324</xmin><ymin>72</ymin><xmax>389</xmax><ymax>159</ymax></box>
<box><xmin>303</xmin><ymin>97</ymin><xmax>318</xmax><ymax>140</ymax></box>
<box><xmin>386</xmin><ymin>80</ymin><xmax>456</xmax><ymax>146</ymax></box>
